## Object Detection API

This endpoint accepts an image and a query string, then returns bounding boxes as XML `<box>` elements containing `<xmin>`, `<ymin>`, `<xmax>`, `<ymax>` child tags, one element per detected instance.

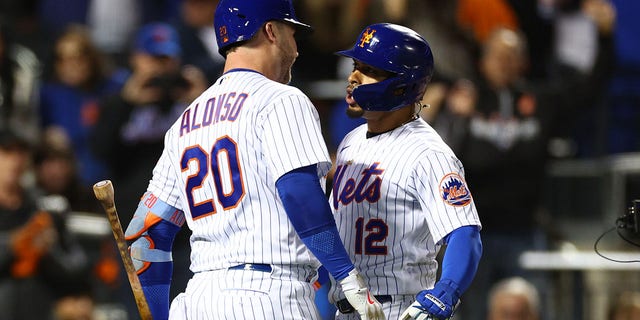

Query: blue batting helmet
<box><xmin>214</xmin><ymin>0</ymin><xmax>312</xmax><ymax>56</ymax></box>
<box><xmin>337</xmin><ymin>23</ymin><xmax>434</xmax><ymax>112</ymax></box>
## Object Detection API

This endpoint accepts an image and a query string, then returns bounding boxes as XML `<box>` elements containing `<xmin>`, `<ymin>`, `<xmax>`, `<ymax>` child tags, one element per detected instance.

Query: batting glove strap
<box><xmin>415</xmin><ymin>279</ymin><xmax>461</xmax><ymax>319</ymax></box>
<box><xmin>338</xmin><ymin>269</ymin><xmax>385</xmax><ymax>320</ymax></box>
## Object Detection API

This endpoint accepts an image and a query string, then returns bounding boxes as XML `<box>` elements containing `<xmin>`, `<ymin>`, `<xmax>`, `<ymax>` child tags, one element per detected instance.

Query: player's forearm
<box><xmin>134</xmin><ymin>221</ymin><xmax>180</xmax><ymax>319</ymax></box>
<box><xmin>139</xmin><ymin>261</ymin><xmax>173</xmax><ymax>319</ymax></box>
<box><xmin>440</xmin><ymin>225</ymin><xmax>482</xmax><ymax>293</ymax></box>
<box><xmin>299</xmin><ymin>226</ymin><xmax>355</xmax><ymax>281</ymax></box>
<box><xmin>276</xmin><ymin>165</ymin><xmax>355</xmax><ymax>281</ymax></box>
<box><xmin>125</xmin><ymin>193</ymin><xmax>184</xmax><ymax>319</ymax></box>
<box><xmin>401</xmin><ymin>226</ymin><xmax>482</xmax><ymax>319</ymax></box>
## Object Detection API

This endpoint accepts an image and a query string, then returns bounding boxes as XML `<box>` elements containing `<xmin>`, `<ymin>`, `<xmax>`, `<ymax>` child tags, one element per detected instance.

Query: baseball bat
<box><xmin>93</xmin><ymin>180</ymin><xmax>153</xmax><ymax>320</ymax></box>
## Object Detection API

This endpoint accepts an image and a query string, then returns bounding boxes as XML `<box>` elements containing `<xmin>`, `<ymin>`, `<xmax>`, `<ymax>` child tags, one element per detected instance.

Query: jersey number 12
<box><xmin>354</xmin><ymin>217</ymin><xmax>388</xmax><ymax>255</ymax></box>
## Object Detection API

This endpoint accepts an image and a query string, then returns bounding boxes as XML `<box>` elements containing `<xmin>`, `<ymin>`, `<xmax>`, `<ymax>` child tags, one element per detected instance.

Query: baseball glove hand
<box><xmin>339</xmin><ymin>269</ymin><xmax>385</xmax><ymax>320</ymax></box>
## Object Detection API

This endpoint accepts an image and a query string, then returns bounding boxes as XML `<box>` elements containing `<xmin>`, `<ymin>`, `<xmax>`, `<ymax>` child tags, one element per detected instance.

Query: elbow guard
<box><xmin>125</xmin><ymin>192</ymin><xmax>185</xmax><ymax>274</ymax></box>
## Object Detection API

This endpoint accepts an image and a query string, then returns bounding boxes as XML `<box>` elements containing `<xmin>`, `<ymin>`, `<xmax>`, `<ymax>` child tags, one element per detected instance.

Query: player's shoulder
<box><xmin>342</xmin><ymin>123</ymin><xmax>368</xmax><ymax>143</ymax></box>
<box><xmin>404</xmin><ymin>118</ymin><xmax>458</xmax><ymax>159</ymax></box>
<box><xmin>400</xmin><ymin>121</ymin><xmax>467</xmax><ymax>179</ymax></box>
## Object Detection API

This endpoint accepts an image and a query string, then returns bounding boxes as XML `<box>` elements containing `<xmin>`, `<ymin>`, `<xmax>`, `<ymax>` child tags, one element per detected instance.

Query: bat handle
<box><xmin>93</xmin><ymin>180</ymin><xmax>115</xmax><ymax>205</ymax></box>
<box><xmin>93</xmin><ymin>179</ymin><xmax>153</xmax><ymax>320</ymax></box>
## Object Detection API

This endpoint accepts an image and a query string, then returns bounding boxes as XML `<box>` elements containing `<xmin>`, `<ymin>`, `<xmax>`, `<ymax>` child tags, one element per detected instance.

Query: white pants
<box><xmin>169</xmin><ymin>265</ymin><xmax>319</xmax><ymax>319</ymax></box>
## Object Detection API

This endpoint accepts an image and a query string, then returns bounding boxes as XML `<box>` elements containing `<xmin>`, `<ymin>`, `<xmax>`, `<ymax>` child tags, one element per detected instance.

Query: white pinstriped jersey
<box><xmin>329</xmin><ymin>117</ymin><xmax>481</xmax><ymax>301</ymax></box>
<box><xmin>146</xmin><ymin>69</ymin><xmax>331</xmax><ymax>273</ymax></box>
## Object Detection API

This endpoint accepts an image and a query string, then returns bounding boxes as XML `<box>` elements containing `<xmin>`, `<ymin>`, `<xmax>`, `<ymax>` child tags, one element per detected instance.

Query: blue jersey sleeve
<box><xmin>276</xmin><ymin>165</ymin><xmax>354</xmax><ymax>281</ymax></box>
<box><xmin>441</xmin><ymin>225</ymin><xmax>482</xmax><ymax>293</ymax></box>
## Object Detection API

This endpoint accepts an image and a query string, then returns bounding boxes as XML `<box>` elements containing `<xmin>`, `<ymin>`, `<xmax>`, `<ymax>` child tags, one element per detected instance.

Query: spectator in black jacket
<box><xmin>429</xmin><ymin>7</ymin><xmax>615</xmax><ymax>316</ymax></box>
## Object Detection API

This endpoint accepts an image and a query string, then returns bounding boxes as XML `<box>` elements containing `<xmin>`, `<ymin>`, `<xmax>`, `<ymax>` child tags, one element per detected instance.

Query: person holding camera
<box><xmin>92</xmin><ymin>22</ymin><xmax>207</xmax><ymax>215</ymax></box>
<box><xmin>90</xmin><ymin>22</ymin><xmax>207</xmax><ymax>315</ymax></box>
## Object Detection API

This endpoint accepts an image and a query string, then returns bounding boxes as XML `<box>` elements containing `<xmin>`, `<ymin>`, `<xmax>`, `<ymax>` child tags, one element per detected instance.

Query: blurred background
<box><xmin>0</xmin><ymin>0</ymin><xmax>638</xmax><ymax>319</ymax></box>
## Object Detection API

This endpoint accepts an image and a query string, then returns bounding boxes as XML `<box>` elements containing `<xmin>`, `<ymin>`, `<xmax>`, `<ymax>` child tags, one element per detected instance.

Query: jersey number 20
<box><xmin>181</xmin><ymin>136</ymin><xmax>245</xmax><ymax>219</ymax></box>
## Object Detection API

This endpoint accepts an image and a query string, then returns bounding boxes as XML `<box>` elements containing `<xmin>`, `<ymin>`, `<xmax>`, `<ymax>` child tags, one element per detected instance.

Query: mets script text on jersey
<box><xmin>332</xmin><ymin>162</ymin><xmax>383</xmax><ymax>209</ymax></box>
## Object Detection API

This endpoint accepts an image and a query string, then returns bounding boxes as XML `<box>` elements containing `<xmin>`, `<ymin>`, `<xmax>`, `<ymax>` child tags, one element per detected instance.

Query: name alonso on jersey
<box><xmin>179</xmin><ymin>92</ymin><xmax>249</xmax><ymax>136</ymax></box>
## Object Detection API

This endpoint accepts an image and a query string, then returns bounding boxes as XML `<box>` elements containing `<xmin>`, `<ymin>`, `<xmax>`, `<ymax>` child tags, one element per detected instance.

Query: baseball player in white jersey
<box><xmin>328</xmin><ymin>23</ymin><xmax>483</xmax><ymax>320</ymax></box>
<box><xmin>121</xmin><ymin>0</ymin><xmax>386</xmax><ymax>319</ymax></box>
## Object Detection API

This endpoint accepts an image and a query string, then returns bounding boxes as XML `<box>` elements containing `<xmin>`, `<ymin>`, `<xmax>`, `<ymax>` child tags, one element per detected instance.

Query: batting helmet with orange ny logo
<box><xmin>337</xmin><ymin>23</ymin><xmax>434</xmax><ymax>112</ymax></box>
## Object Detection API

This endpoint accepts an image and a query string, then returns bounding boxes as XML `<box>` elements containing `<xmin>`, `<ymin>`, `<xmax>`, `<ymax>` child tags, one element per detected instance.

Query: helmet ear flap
<box><xmin>352</xmin><ymin>77</ymin><xmax>407</xmax><ymax>112</ymax></box>
<box><xmin>352</xmin><ymin>71</ymin><xmax>430</xmax><ymax>112</ymax></box>
<box><xmin>392</xmin><ymin>85</ymin><xmax>407</xmax><ymax>97</ymax></box>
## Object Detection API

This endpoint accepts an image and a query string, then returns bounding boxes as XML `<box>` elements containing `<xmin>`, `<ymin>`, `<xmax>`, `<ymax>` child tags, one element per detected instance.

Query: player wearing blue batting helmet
<box><xmin>337</xmin><ymin>23</ymin><xmax>434</xmax><ymax>112</ymax></box>
<box><xmin>214</xmin><ymin>0</ymin><xmax>312</xmax><ymax>57</ymax></box>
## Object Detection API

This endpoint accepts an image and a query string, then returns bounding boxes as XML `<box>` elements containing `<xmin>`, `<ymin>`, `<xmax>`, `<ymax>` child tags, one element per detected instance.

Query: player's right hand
<box><xmin>399</xmin><ymin>279</ymin><xmax>460</xmax><ymax>320</ymax></box>
<box><xmin>399</xmin><ymin>300</ymin><xmax>440</xmax><ymax>320</ymax></box>
<box><xmin>338</xmin><ymin>269</ymin><xmax>385</xmax><ymax>320</ymax></box>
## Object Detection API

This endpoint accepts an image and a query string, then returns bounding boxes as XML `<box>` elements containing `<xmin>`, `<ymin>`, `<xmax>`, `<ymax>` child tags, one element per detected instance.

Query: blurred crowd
<box><xmin>0</xmin><ymin>0</ymin><xmax>638</xmax><ymax>319</ymax></box>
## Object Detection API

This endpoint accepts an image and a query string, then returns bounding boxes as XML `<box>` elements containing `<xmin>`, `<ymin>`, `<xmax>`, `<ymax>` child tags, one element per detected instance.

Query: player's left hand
<box><xmin>399</xmin><ymin>279</ymin><xmax>460</xmax><ymax>320</ymax></box>
<box><xmin>339</xmin><ymin>269</ymin><xmax>385</xmax><ymax>320</ymax></box>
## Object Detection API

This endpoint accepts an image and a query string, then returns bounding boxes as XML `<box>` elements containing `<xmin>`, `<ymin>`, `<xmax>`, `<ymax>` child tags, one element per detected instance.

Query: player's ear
<box><xmin>263</xmin><ymin>21</ymin><xmax>278</xmax><ymax>43</ymax></box>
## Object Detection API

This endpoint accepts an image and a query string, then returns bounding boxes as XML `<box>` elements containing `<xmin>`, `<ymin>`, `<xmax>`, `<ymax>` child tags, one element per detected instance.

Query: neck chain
<box><xmin>401</xmin><ymin>115</ymin><xmax>420</xmax><ymax>127</ymax></box>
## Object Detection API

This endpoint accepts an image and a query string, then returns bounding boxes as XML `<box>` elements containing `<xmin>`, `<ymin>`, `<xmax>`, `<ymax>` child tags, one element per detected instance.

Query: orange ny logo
<box><xmin>219</xmin><ymin>26</ymin><xmax>229</xmax><ymax>43</ymax></box>
<box><xmin>358</xmin><ymin>28</ymin><xmax>376</xmax><ymax>48</ymax></box>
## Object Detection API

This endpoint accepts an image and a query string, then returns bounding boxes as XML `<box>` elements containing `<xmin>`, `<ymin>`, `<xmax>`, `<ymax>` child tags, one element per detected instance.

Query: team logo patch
<box><xmin>440</xmin><ymin>173</ymin><xmax>472</xmax><ymax>206</ymax></box>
